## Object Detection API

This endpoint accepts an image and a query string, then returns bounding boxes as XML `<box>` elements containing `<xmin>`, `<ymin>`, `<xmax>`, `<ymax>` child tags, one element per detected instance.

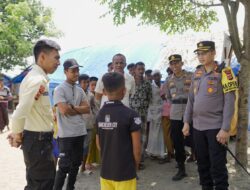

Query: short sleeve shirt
<box><xmin>129</xmin><ymin>80</ymin><xmax>152</xmax><ymax>116</ymax></box>
<box><xmin>96</xmin><ymin>100</ymin><xmax>141</xmax><ymax>181</ymax></box>
<box><xmin>95</xmin><ymin>73</ymin><xmax>135</xmax><ymax>107</ymax></box>
<box><xmin>54</xmin><ymin>81</ymin><xmax>87</xmax><ymax>138</ymax></box>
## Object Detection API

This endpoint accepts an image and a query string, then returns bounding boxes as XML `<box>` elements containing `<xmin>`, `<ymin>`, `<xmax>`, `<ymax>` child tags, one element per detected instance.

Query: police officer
<box><xmin>163</xmin><ymin>54</ymin><xmax>193</xmax><ymax>180</ymax></box>
<box><xmin>183</xmin><ymin>41</ymin><xmax>236</xmax><ymax>190</ymax></box>
<box><xmin>8</xmin><ymin>39</ymin><xmax>61</xmax><ymax>190</ymax></box>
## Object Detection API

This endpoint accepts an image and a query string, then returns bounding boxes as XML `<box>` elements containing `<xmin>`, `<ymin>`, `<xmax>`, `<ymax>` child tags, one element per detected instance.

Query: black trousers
<box><xmin>22</xmin><ymin>130</ymin><xmax>55</xmax><ymax>190</ymax></box>
<box><xmin>193</xmin><ymin>128</ymin><xmax>228</xmax><ymax>190</ymax></box>
<box><xmin>170</xmin><ymin>120</ymin><xmax>186</xmax><ymax>164</ymax></box>
<box><xmin>53</xmin><ymin>135</ymin><xmax>84</xmax><ymax>190</ymax></box>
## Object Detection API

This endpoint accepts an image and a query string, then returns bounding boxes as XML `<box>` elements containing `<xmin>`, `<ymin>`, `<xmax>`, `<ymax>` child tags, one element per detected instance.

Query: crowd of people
<box><xmin>6</xmin><ymin>39</ymin><xmax>238</xmax><ymax>190</ymax></box>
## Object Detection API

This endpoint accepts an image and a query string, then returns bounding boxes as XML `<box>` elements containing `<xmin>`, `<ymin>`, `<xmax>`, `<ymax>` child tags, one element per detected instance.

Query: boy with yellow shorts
<box><xmin>96</xmin><ymin>72</ymin><xmax>141</xmax><ymax>190</ymax></box>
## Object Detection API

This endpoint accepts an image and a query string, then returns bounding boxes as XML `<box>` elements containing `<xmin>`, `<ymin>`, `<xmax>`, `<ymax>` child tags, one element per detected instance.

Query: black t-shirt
<box><xmin>96</xmin><ymin>100</ymin><xmax>141</xmax><ymax>181</ymax></box>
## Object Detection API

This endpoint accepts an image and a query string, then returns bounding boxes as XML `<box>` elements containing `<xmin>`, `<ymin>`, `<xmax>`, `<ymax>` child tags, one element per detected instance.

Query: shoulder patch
<box><xmin>134</xmin><ymin>117</ymin><xmax>142</xmax><ymax>125</ymax></box>
<box><xmin>221</xmin><ymin>67</ymin><xmax>238</xmax><ymax>93</ymax></box>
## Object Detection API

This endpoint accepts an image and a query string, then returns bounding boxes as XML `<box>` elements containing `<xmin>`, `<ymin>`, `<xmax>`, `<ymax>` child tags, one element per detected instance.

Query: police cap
<box><xmin>169</xmin><ymin>54</ymin><xmax>182</xmax><ymax>63</ymax></box>
<box><xmin>194</xmin><ymin>41</ymin><xmax>215</xmax><ymax>53</ymax></box>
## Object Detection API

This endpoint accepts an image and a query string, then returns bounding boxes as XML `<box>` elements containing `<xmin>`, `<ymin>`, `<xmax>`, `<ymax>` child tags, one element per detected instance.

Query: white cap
<box><xmin>152</xmin><ymin>69</ymin><xmax>161</xmax><ymax>76</ymax></box>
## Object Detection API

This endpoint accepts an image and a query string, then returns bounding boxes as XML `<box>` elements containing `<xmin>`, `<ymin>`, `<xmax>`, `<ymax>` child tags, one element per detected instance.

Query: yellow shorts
<box><xmin>100</xmin><ymin>177</ymin><xmax>136</xmax><ymax>190</ymax></box>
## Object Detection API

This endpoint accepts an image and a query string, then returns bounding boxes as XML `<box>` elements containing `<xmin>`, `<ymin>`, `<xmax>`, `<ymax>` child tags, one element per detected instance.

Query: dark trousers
<box><xmin>193</xmin><ymin>128</ymin><xmax>228</xmax><ymax>190</ymax></box>
<box><xmin>170</xmin><ymin>120</ymin><xmax>186</xmax><ymax>164</ymax></box>
<box><xmin>22</xmin><ymin>130</ymin><xmax>55</xmax><ymax>190</ymax></box>
<box><xmin>53</xmin><ymin>135</ymin><xmax>84</xmax><ymax>190</ymax></box>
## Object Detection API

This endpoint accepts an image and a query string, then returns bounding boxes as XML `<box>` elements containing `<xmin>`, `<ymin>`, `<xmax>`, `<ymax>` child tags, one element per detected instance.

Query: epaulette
<box><xmin>215</xmin><ymin>61</ymin><xmax>225</xmax><ymax>73</ymax></box>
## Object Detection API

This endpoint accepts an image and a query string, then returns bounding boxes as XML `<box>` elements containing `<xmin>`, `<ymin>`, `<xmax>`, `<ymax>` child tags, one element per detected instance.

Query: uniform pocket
<box><xmin>206</xmin><ymin>80</ymin><xmax>218</xmax><ymax>96</ymax></box>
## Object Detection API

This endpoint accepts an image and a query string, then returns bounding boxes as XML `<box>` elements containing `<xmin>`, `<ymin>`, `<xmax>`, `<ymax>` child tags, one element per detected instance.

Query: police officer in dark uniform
<box><xmin>163</xmin><ymin>54</ymin><xmax>193</xmax><ymax>180</ymax></box>
<box><xmin>183</xmin><ymin>41</ymin><xmax>236</xmax><ymax>190</ymax></box>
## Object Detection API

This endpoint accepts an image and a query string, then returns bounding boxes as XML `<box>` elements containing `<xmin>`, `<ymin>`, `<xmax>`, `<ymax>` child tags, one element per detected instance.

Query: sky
<box><xmin>40</xmin><ymin>0</ymin><xmax>244</xmax><ymax>53</ymax></box>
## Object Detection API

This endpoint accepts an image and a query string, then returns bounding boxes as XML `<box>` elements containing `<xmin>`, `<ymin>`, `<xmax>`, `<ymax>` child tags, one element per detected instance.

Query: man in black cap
<box><xmin>53</xmin><ymin>59</ymin><xmax>90</xmax><ymax>190</ymax></box>
<box><xmin>183</xmin><ymin>41</ymin><xmax>236</xmax><ymax>190</ymax></box>
<box><xmin>162</xmin><ymin>54</ymin><xmax>193</xmax><ymax>181</ymax></box>
<box><xmin>8</xmin><ymin>39</ymin><xmax>61</xmax><ymax>190</ymax></box>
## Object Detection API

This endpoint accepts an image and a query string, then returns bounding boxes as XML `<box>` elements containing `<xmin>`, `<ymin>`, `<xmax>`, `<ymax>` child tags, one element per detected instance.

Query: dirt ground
<box><xmin>0</xmin><ymin>129</ymin><xmax>249</xmax><ymax>190</ymax></box>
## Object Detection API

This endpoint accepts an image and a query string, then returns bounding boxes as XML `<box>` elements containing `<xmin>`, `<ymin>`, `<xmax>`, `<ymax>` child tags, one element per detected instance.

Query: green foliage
<box><xmin>0</xmin><ymin>0</ymin><xmax>61</xmax><ymax>71</ymax></box>
<box><xmin>99</xmin><ymin>0</ymin><xmax>218</xmax><ymax>33</ymax></box>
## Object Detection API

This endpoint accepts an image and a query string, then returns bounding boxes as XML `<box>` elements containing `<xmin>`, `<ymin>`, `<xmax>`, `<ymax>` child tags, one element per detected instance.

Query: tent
<box><xmin>48</xmin><ymin>39</ymin><xmax>166</xmax><ymax>104</ymax></box>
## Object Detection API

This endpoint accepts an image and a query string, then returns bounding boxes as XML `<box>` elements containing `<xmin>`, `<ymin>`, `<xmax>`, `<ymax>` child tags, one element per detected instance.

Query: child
<box><xmin>86</xmin><ymin>76</ymin><xmax>100</xmax><ymax>169</ymax></box>
<box><xmin>96</xmin><ymin>72</ymin><xmax>141</xmax><ymax>190</ymax></box>
<box><xmin>79</xmin><ymin>74</ymin><xmax>95</xmax><ymax>174</ymax></box>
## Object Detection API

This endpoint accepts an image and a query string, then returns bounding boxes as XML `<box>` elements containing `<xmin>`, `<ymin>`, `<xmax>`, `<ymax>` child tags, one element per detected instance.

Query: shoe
<box><xmin>186</xmin><ymin>155</ymin><xmax>196</xmax><ymax>163</ymax></box>
<box><xmin>138</xmin><ymin>163</ymin><xmax>145</xmax><ymax>170</ymax></box>
<box><xmin>158</xmin><ymin>157</ymin><xmax>170</xmax><ymax>164</ymax></box>
<box><xmin>172</xmin><ymin>163</ymin><xmax>187</xmax><ymax>181</ymax></box>
<box><xmin>149</xmin><ymin>155</ymin><xmax>158</xmax><ymax>160</ymax></box>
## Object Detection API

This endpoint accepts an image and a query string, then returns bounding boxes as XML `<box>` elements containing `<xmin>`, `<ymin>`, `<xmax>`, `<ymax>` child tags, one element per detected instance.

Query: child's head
<box><xmin>102</xmin><ymin>72</ymin><xmax>125</xmax><ymax>101</ymax></box>
<box><xmin>89</xmin><ymin>76</ymin><xmax>98</xmax><ymax>93</ymax></box>
<box><xmin>78</xmin><ymin>74</ymin><xmax>89</xmax><ymax>92</ymax></box>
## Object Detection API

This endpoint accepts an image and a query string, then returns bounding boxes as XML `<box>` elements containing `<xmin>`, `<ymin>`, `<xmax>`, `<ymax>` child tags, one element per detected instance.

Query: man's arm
<box><xmin>72</xmin><ymin>100</ymin><xmax>90</xmax><ymax>114</ymax></box>
<box><xmin>56</xmin><ymin>102</ymin><xmax>79</xmax><ymax>116</ymax></box>
<box><xmin>94</xmin><ymin>78</ymin><xmax>104</xmax><ymax>109</ymax></box>
<box><xmin>216</xmin><ymin>91</ymin><xmax>235</xmax><ymax>145</ymax></box>
<box><xmin>96</xmin><ymin>134</ymin><xmax>100</xmax><ymax>151</ymax></box>
<box><xmin>183</xmin><ymin>77</ymin><xmax>195</xmax><ymax>136</ymax></box>
<box><xmin>131</xmin><ymin>130</ymin><xmax>141</xmax><ymax>170</ymax></box>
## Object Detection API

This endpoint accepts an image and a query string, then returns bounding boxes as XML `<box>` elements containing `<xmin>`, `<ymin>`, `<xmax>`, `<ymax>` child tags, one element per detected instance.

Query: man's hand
<box><xmin>182</xmin><ymin>123</ymin><xmax>190</xmax><ymax>137</ymax></box>
<box><xmin>7</xmin><ymin>133</ymin><xmax>23</xmax><ymax>148</ymax></box>
<box><xmin>216</xmin><ymin>129</ymin><xmax>229</xmax><ymax>145</ymax></box>
<box><xmin>0</xmin><ymin>96</ymin><xmax>4</xmax><ymax>100</ymax></box>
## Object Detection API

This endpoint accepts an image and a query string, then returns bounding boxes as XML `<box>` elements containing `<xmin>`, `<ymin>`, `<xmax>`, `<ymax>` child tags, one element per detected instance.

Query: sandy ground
<box><xmin>0</xmin><ymin>129</ymin><xmax>249</xmax><ymax>190</ymax></box>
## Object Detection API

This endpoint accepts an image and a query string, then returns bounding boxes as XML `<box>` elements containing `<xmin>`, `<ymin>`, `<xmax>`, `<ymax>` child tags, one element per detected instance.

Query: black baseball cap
<box><xmin>63</xmin><ymin>59</ymin><xmax>82</xmax><ymax>70</ymax></box>
<box><xmin>194</xmin><ymin>41</ymin><xmax>215</xmax><ymax>52</ymax></box>
<box><xmin>169</xmin><ymin>54</ymin><xmax>182</xmax><ymax>63</ymax></box>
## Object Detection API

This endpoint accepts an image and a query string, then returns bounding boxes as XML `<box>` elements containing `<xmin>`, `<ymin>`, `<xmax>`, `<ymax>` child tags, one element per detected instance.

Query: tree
<box><xmin>99</xmin><ymin>0</ymin><xmax>249</xmax><ymax>166</ymax></box>
<box><xmin>0</xmin><ymin>0</ymin><xmax>60</xmax><ymax>71</ymax></box>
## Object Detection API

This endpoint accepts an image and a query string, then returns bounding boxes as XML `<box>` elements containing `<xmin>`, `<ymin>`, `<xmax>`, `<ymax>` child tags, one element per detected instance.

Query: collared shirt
<box><xmin>54</xmin><ymin>81</ymin><xmax>87</xmax><ymax>138</ymax></box>
<box><xmin>95</xmin><ymin>72</ymin><xmax>135</xmax><ymax>107</ymax></box>
<box><xmin>163</xmin><ymin>70</ymin><xmax>192</xmax><ymax>120</ymax></box>
<box><xmin>11</xmin><ymin>64</ymin><xmax>53</xmax><ymax>133</ymax></box>
<box><xmin>129</xmin><ymin>79</ymin><xmax>152</xmax><ymax>117</ymax></box>
<box><xmin>184</xmin><ymin>67</ymin><xmax>235</xmax><ymax>131</ymax></box>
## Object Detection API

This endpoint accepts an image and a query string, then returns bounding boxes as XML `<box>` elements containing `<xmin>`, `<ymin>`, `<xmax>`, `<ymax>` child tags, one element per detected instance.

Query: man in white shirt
<box><xmin>95</xmin><ymin>53</ymin><xmax>135</xmax><ymax>108</ymax></box>
<box><xmin>8</xmin><ymin>39</ymin><xmax>61</xmax><ymax>190</ymax></box>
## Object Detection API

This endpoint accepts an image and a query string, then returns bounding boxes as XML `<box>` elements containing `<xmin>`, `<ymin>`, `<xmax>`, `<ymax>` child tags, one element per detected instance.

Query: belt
<box><xmin>172</xmin><ymin>99</ymin><xmax>188</xmax><ymax>104</ymax></box>
<box><xmin>23</xmin><ymin>130</ymin><xmax>53</xmax><ymax>141</ymax></box>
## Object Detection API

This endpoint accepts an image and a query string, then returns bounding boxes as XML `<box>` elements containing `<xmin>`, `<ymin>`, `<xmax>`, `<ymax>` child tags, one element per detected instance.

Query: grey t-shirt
<box><xmin>54</xmin><ymin>81</ymin><xmax>87</xmax><ymax>138</ymax></box>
